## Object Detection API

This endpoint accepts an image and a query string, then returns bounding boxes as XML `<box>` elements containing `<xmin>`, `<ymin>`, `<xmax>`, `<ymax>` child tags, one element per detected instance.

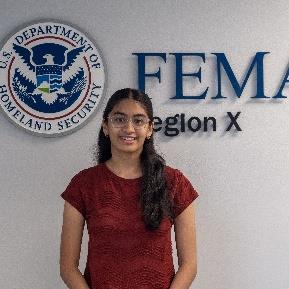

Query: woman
<box><xmin>60</xmin><ymin>88</ymin><xmax>199</xmax><ymax>289</ymax></box>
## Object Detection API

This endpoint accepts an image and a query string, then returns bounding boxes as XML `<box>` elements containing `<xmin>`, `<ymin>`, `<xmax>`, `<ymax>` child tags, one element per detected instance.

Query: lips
<box><xmin>120</xmin><ymin>136</ymin><xmax>136</xmax><ymax>141</ymax></box>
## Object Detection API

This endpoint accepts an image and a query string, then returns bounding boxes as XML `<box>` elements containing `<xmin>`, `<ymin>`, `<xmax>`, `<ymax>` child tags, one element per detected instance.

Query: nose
<box><xmin>123</xmin><ymin>118</ymin><xmax>135</xmax><ymax>131</ymax></box>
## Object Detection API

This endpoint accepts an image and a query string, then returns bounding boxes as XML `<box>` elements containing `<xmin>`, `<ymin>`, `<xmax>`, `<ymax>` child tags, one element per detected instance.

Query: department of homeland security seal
<box><xmin>0</xmin><ymin>21</ymin><xmax>105</xmax><ymax>136</ymax></box>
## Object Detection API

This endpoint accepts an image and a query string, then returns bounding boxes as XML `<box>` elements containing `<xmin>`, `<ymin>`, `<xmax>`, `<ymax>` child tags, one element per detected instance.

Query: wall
<box><xmin>0</xmin><ymin>1</ymin><xmax>289</xmax><ymax>289</ymax></box>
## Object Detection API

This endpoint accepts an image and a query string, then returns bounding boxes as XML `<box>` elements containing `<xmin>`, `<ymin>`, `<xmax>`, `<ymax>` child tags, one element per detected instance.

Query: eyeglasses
<box><xmin>108</xmin><ymin>114</ymin><xmax>150</xmax><ymax>129</ymax></box>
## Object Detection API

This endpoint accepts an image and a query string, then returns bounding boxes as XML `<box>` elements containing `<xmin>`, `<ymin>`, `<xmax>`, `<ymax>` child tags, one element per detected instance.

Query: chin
<box><xmin>115</xmin><ymin>145</ymin><xmax>142</xmax><ymax>154</ymax></box>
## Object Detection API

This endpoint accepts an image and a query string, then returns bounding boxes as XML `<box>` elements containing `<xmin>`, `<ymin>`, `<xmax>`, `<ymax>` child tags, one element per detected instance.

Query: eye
<box><xmin>133</xmin><ymin>117</ymin><xmax>146</xmax><ymax>126</ymax></box>
<box><xmin>113</xmin><ymin>115</ymin><xmax>126</xmax><ymax>123</ymax></box>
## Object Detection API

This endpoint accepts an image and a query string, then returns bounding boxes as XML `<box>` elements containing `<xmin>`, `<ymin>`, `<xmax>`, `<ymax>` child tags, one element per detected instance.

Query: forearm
<box><xmin>60</xmin><ymin>267</ymin><xmax>90</xmax><ymax>289</ymax></box>
<box><xmin>169</xmin><ymin>264</ymin><xmax>197</xmax><ymax>289</ymax></box>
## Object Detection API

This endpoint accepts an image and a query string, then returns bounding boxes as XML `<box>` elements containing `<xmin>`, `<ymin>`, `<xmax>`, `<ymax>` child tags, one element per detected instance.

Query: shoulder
<box><xmin>164</xmin><ymin>165</ymin><xmax>183</xmax><ymax>181</ymax></box>
<box><xmin>68</xmin><ymin>163</ymin><xmax>103</xmax><ymax>185</ymax></box>
<box><xmin>164</xmin><ymin>165</ymin><xmax>196</xmax><ymax>194</ymax></box>
<box><xmin>164</xmin><ymin>165</ymin><xmax>199</xmax><ymax>217</ymax></box>
<box><xmin>164</xmin><ymin>165</ymin><xmax>184</xmax><ymax>189</ymax></box>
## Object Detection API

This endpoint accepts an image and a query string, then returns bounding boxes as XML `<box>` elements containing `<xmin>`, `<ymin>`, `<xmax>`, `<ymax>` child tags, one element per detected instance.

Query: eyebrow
<box><xmin>112</xmin><ymin>111</ymin><xmax>147</xmax><ymax>117</ymax></box>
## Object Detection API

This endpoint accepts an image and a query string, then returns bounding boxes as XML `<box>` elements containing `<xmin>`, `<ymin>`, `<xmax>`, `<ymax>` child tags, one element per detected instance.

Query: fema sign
<box><xmin>0</xmin><ymin>22</ymin><xmax>105</xmax><ymax>136</ymax></box>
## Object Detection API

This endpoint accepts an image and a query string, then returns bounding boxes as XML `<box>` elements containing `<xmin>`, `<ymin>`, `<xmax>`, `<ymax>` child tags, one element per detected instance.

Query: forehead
<box><xmin>110</xmin><ymin>99</ymin><xmax>147</xmax><ymax>115</ymax></box>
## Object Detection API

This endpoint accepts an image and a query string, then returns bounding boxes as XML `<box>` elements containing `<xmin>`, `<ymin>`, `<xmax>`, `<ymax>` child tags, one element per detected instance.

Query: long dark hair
<box><xmin>93</xmin><ymin>88</ymin><xmax>174</xmax><ymax>230</ymax></box>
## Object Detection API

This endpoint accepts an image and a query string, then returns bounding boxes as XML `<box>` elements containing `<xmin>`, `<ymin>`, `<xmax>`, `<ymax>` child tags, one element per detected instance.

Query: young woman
<box><xmin>60</xmin><ymin>88</ymin><xmax>199</xmax><ymax>289</ymax></box>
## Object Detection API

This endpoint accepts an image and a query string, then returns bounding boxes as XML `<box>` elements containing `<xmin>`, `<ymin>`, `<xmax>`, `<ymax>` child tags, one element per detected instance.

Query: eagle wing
<box><xmin>13</xmin><ymin>43</ymin><xmax>35</xmax><ymax>72</ymax></box>
<box><xmin>63</xmin><ymin>45</ymin><xmax>85</xmax><ymax>72</ymax></box>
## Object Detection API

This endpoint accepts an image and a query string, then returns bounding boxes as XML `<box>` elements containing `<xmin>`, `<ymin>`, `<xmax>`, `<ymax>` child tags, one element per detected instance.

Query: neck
<box><xmin>106</xmin><ymin>151</ymin><xmax>143</xmax><ymax>178</ymax></box>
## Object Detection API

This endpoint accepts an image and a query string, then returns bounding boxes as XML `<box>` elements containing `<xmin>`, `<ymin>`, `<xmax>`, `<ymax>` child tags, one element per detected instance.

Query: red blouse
<box><xmin>61</xmin><ymin>162</ymin><xmax>199</xmax><ymax>289</ymax></box>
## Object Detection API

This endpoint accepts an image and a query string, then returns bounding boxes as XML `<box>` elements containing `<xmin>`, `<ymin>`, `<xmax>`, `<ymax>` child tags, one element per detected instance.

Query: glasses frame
<box><xmin>107</xmin><ymin>115</ymin><xmax>151</xmax><ymax>130</ymax></box>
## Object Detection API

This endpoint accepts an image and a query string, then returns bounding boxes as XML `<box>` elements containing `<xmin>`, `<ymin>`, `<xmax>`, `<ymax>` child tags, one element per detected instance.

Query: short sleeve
<box><xmin>172</xmin><ymin>170</ymin><xmax>199</xmax><ymax>218</ymax></box>
<box><xmin>60</xmin><ymin>171</ymin><xmax>86</xmax><ymax>218</ymax></box>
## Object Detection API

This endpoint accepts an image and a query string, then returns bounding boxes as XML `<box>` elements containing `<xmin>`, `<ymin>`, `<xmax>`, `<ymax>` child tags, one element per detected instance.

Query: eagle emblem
<box><xmin>12</xmin><ymin>43</ymin><xmax>87</xmax><ymax>113</ymax></box>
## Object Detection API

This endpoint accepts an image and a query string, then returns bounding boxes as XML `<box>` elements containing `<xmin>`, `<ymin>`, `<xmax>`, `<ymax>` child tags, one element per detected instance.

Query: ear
<box><xmin>102</xmin><ymin>120</ymin><xmax>108</xmax><ymax>136</ymax></box>
<box><xmin>147</xmin><ymin>121</ymin><xmax>154</xmax><ymax>138</ymax></box>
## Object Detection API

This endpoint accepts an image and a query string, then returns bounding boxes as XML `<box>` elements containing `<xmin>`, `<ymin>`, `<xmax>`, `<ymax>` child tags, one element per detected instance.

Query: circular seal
<box><xmin>0</xmin><ymin>21</ymin><xmax>105</xmax><ymax>137</ymax></box>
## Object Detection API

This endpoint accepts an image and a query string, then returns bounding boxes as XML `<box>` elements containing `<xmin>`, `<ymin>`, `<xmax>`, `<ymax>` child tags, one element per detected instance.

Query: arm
<box><xmin>59</xmin><ymin>201</ymin><xmax>90</xmax><ymax>289</ymax></box>
<box><xmin>169</xmin><ymin>202</ymin><xmax>198</xmax><ymax>289</ymax></box>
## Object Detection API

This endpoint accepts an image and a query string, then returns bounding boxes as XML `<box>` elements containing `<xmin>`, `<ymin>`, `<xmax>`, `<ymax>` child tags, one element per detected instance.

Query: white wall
<box><xmin>1</xmin><ymin>1</ymin><xmax>289</xmax><ymax>289</ymax></box>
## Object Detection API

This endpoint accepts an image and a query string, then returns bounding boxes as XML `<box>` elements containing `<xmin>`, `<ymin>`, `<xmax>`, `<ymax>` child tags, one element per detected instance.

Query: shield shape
<box><xmin>36</xmin><ymin>64</ymin><xmax>62</xmax><ymax>93</ymax></box>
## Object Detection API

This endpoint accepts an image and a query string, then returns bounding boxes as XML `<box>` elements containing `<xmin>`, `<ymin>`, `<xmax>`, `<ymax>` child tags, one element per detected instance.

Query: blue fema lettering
<box><xmin>273</xmin><ymin>65</ymin><xmax>289</xmax><ymax>98</ymax></box>
<box><xmin>133</xmin><ymin>52</ymin><xmax>287</xmax><ymax>99</ymax></box>
<box><xmin>212</xmin><ymin>52</ymin><xmax>269</xmax><ymax>99</ymax></box>
<box><xmin>170</xmin><ymin>53</ymin><xmax>208</xmax><ymax>99</ymax></box>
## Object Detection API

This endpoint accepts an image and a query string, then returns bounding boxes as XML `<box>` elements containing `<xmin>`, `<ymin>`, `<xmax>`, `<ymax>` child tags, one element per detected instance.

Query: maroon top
<box><xmin>61</xmin><ymin>162</ymin><xmax>199</xmax><ymax>289</ymax></box>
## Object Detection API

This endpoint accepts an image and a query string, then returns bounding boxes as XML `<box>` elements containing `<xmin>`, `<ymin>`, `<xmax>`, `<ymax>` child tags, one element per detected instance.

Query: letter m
<box><xmin>212</xmin><ymin>52</ymin><xmax>270</xmax><ymax>99</ymax></box>
<box><xmin>4</xmin><ymin>101</ymin><xmax>16</xmax><ymax>112</ymax></box>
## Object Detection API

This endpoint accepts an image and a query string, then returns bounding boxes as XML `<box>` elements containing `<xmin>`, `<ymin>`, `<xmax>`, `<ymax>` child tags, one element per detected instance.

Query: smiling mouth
<box><xmin>120</xmin><ymin>136</ymin><xmax>136</xmax><ymax>141</ymax></box>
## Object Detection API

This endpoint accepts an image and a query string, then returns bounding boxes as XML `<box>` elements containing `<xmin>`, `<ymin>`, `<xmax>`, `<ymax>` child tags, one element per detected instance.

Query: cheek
<box><xmin>107</xmin><ymin>126</ymin><xmax>119</xmax><ymax>136</ymax></box>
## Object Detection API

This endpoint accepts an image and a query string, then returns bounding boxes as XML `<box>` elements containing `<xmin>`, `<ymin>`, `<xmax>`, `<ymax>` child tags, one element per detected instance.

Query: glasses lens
<box><xmin>111</xmin><ymin>115</ymin><xmax>127</xmax><ymax>127</ymax></box>
<box><xmin>110</xmin><ymin>115</ymin><xmax>149</xmax><ymax>128</ymax></box>
<box><xmin>132</xmin><ymin>116</ymin><xmax>148</xmax><ymax>127</ymax></box>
